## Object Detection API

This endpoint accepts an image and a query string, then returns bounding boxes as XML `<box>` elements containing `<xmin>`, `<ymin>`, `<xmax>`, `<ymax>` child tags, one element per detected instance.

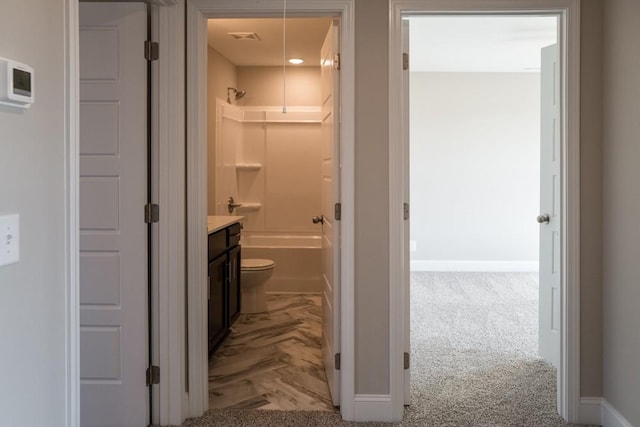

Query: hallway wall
<box><xmin>602</xmin><ymin>0</ymin><xmax>640</xmax><ymax>424</ymax></box>
<box><xmin>0</xmin><ymin>0</ymin><xmax>68</xmax><ymax>425</ymax></box>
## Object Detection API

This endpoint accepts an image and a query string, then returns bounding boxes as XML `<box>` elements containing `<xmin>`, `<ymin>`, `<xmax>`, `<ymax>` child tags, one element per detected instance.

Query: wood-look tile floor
<box><xmin>208</xmin><ymin>294</ymin><xmax>336</xmax><ymax>412</ymax></box>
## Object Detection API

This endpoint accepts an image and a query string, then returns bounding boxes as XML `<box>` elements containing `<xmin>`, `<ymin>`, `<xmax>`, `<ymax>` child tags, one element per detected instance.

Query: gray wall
<box><xmin>579</xmin><ymin>0</ymin><xmax>604</xmax><ymax>398</ymax></box>
<box><xmin>0</xmin><ymin>0</ymin><xmax>68</xmax><ymax>425</ymax></box>
<box><xmin>354</xmin><ymin>0</ymin><xmax>390</xmax><ymax>394</ymax></box>
<box><xmin>602</xmin><ymin>0</ymin><xmax>640</xmax><ymax>424</ymax></box>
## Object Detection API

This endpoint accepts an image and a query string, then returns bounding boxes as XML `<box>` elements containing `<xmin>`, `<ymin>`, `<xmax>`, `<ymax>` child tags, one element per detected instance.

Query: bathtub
<box><xmin>240</xmin><ymin>234</ymin><xmax>323</xmax><ymax>293</ymax></box>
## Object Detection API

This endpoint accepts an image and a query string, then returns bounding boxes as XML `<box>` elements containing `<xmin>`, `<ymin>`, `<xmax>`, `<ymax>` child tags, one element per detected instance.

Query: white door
<box><xmin>402</xmin><ymin>18</ymin><xmax>411</xmax><ymax>405</ymax></box>
<box><xmin>320</xmin><ymin>20</ymin><xmax>341</xmax><ymax>406</ymax></box>
<box><xmin>79</xmin><ymin>4</ymin><xmax>148</xmax><ymax>426</ymax></box>
<box><xmin>538</xmin><ymin>43</ymin><xmax>561</xmax><ymax>377</ymax></box>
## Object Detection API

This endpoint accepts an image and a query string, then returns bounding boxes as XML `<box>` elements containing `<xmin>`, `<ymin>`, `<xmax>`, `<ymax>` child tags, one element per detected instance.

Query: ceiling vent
<box><xmin>228</xmin><ymin>32</ymin><xmax>261</xmax><ymax>41</ymax></box>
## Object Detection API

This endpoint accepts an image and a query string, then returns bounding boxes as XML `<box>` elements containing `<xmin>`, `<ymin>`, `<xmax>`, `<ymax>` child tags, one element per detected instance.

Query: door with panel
<box><xmin>79</xmin><ymin>3</ymin><xmax>148</xmax><ymax>426</ymax></box>
<box><xmin>320</xmin><ymin>20</ymin><xmax>341</xmax><ymax>406</ymax></box>
<box><xmin>538</xmin><ymin>43</ymin><xmax>561</xmax><ymax>388</ymax></box>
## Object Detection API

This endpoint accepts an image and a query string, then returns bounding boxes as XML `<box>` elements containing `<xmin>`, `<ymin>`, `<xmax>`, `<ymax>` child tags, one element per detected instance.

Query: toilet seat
<box><xmin>241</xmin><ymin>258</ymin><xmax>275</xmax><ymax>271</ymax></box>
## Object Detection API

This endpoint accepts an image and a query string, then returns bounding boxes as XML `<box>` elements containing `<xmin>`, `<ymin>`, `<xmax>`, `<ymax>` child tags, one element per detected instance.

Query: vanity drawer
<box><xmin>228</xmin><ymin>223</ymin><xmax>242</xmax><ymax>247</ymax></box>
<box><xmin>208</xmin><ymin>229</ymin><xmax>227</xmax><ymax>261</ymax></box>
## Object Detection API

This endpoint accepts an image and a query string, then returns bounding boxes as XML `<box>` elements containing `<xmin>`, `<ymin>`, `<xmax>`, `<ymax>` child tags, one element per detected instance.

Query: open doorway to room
<box><xmin>404</xmin><ymin>15</ymin><xmax>569</xmax><ymax>424</ymax></box>
<box><xmin>204</xmin><ymin>16</ymin><xmax>341</xmax><ymax>412</ymax></box>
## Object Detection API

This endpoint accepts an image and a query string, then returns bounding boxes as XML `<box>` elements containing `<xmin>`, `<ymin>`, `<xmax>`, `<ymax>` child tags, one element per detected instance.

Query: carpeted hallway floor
<box><xmin>183</xmin><ymin>272</ymin><xmax>592</xmax><ymax>426</ymax></box>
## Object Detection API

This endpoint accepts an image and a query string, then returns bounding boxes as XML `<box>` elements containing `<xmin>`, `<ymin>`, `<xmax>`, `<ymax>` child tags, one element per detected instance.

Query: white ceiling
<box><xmin>207</xmin><ymin>16</ymin><xmax>557</xmax><ymax>72</ymax></box>
<box><xmin>409</xmin><ymin>16</ymin><xmax>558</xmax><ymax>72</ymax></box>
<box><xmin>207</xmin><ymin>18</ymin><xmax>332</xmax><ymax>67</ymax></box>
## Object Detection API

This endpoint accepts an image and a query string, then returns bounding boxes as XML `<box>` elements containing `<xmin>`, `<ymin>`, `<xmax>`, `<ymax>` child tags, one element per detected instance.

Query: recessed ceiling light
<box><xmin>288</xmin><ymin>58</ymin><xmax>304</xmax><ymax>65</ymax></box>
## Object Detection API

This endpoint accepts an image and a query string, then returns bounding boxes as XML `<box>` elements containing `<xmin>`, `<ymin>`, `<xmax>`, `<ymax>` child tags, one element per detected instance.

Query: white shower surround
<box><xmin>214</xmin><ymin>100</ymin><xmax>324</xmax><ymax>293</ymax></box>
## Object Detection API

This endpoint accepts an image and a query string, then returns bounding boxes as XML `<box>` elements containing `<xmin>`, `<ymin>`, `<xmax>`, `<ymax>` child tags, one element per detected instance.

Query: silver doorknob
<box><xmin>537</xmin><ymin>214</ymin><xmax>550</xmax><ymax>224</ymax></box>
<box><xmin>312</xmin><ymin>215</ymin><xmax>324</xmax><ymax>224</ymax></box>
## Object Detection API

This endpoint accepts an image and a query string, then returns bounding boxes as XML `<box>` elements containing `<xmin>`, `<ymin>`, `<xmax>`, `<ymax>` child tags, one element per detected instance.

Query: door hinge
<box><xmin>403</xmin><ymin>202</ymin><xmax>410</xmax><ymax>220</ymax></box>
<box><xmin>146</xmin><ymin>365</ymin><xmax>160</xmax><ymax>385</ymax></box>
<box><xmin>335</xmin><ymin>353</ymin><xmax>341</xmax><ymax>370</ymax></box>
<box><xmin>144</xmin><ymin>203</ymin><xmax>159</xmax><ymax>224</ymax></box>
<box><xmin>334</xmin><ymin>53</ymin><xmax>341</xmax><ymax>71</ymax></box>
<box><xmin>404</xmin><ymin>352</ymin><xmax>410</xmax><ymax>369</ymax></box>
<box><xmin>334</xmin><ymin>203</ymin><xmax>342</xmax><ymax>221</ymax></box>
<box><xmin>144</xmin><ymin>40</ymin><xmax>159</xmax><ymax>61</ymax></box>
<box><xmin>403</xmin><ymin>52</ymin><xmax>409</xmax><ymax>71</ymax></box>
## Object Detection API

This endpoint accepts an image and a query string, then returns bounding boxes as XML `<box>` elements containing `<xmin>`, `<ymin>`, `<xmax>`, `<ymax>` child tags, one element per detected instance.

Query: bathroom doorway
<box><xmin>205</xmin><ymin>16</ymin><xmax>341</xmax><ymax>412</ymax></box>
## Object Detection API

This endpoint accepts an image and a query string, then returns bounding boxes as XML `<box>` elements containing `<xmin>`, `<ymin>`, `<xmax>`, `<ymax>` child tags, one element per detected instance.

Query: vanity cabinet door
<box><xmin>208</xmin><ymin>255</ymin><xmax>227</xmax><ymax>353</ymax></box>
<box><xmin>227</xmin><ymin>246</ymin><xmax>242</xmax><ymax>325</ymax></box>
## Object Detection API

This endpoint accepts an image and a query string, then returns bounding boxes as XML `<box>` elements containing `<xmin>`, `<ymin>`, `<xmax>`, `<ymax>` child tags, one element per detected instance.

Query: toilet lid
<box><xmin>241</xmin><ymin>258</ymin><xmax>275</xmax><ymax>271</ymax></box>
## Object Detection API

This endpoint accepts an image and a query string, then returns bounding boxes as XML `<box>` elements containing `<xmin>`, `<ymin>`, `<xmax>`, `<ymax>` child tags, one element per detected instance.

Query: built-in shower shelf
<box><xmin>240</xmin><ymin>119</ymin><xmax>321</xmax><ymax>124</ymax></box>
<box><xmin>235</xmin><ymin>163</ymin><xmax>262</xmax><ymax>171</ymax></box>
<box><xmin>236</xmin><ymin>203</ymin><xmax>261</xmax><ymax>212</ymax></box>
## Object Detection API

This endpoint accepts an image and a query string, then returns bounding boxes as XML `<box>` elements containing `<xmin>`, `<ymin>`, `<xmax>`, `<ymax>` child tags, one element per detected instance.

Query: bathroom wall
<box><xmin>409</xmin><ymin>72</ymin><xmax>541</xmax><ymax>272</ymax></box>
<box><xmin>237</xmin><ymin>66</ymin><xmax>321</xmax><ymax>106</ymax></box>
<box><xmin>208</xmin><ymin>47</ymin><xmax>237</xmax><ymax>214</ymax></box>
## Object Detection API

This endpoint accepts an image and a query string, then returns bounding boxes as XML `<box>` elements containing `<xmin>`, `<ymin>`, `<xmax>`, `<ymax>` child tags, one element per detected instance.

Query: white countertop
<box><xmin>207</xmin><ymin>216</ymin><xmax>244</xmax><ymax>234</ymax></box>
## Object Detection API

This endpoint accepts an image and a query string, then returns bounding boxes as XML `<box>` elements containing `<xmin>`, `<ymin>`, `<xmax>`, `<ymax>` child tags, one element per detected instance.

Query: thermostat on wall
<box><xmin>0</xmin><ymin>57</ymin><xmax>34</xmax><ymax>109</ymax></box>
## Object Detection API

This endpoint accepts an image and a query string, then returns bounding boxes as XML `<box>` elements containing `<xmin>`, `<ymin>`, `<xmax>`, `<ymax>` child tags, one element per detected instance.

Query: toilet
<box><xmin>240</xmin><ymin>258</ymin><xmax>275</xmax><ymax>314</ymax></box>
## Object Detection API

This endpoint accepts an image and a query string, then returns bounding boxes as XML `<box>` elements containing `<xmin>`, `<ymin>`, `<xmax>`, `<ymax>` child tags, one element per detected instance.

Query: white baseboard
<box><xmin>602</xmin><ymin>399</ymin><xmax>636</xmax><ymax>427</ymax></box>
<box><xmin>579</xmin><ymin>397</ymin><xmax>603</xmax><ymax>425</ymax></box>
<box><xmin>352</xmin><ymin>394</ymin><xmax>395</xmax><ymax>422</ymax></box>
<box><xmin>410</xmin><ymin>260</ymin><xmax>539</xmax><ymax>272</ymax></box>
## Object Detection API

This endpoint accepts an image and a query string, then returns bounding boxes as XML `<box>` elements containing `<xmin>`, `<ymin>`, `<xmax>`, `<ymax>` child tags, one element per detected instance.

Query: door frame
<box><xmin>388</xmin><ymin>0</ymin><xmax>581</xmax><ymax>423</ymax></box>
<box><xmin>185</xmin><ymin>0</ymin><xmax>356</xmax><ymax>420</ymax></box>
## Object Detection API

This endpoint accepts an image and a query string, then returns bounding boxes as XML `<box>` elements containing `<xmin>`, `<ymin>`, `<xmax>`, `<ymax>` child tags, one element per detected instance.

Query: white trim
<box><xmin>410</xmin><ymin>260</ymin><xmax>539</xmax><ymax>272</ymax></box>
<box><xmin>602</xmin><ymin>400</ymin><xmax>636</xmax><ymax>427</ymax></box>
<box><xmin>389</xmin><ymin>0</ymin><xmax>581</xmax><ymax>423</ymax></box>
<box><xmin>579</xmin><ymin>397</ymin><xmax>603</xmax><ymax>426</ymax></box>
<box><xmin>563</xmin><ymin>2</ymin><xmax>582</xmax><ymax>422</ymax></box>
<box><xmin>353</xmin><ymin>395</ymin><xmax>394</xmax><ymax>423</ymax></box>
<box><xmin>153</xmin><ymin>1</ymin><xmax>187</xmax><ymax>426</ymax></box>
<box><xmin>64</xmin><ymin>0</ymin><xmax>80</xmax><ymax>426</ymax></box>
<box><xmin>185</xmin><ymin>0</ymin><xmax>356</xmax><ymax>421</ymax></box>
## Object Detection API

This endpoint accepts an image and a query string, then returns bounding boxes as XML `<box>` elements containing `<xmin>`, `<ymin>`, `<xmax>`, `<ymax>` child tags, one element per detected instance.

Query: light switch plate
<box><xmin>0</xmin><ymin>214</ymin><xmax>20</xmax><ymax>267</ymax></box>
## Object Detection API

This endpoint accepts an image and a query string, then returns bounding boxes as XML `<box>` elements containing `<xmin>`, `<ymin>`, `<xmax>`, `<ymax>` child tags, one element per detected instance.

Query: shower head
<box><xmin>227</xmin><ymin>87</ymin><xmax>246</xmax><ymax>103</ymax></box>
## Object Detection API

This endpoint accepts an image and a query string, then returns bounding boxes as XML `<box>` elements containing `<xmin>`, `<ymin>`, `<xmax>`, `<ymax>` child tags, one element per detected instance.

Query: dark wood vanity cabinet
<box><xmin>208</xmin><ymin>256</ymin><xmax>227</xmax><ymax>352</ymax></box>
<box><xmin>207</xmin><ymin>223</ymin><xmax>242</xmax><ymax>354</ymax></box>
<box><xmin>227</xmin><ymin>245</ymin><xmax>241</xmax><ymax>325</ymax></box>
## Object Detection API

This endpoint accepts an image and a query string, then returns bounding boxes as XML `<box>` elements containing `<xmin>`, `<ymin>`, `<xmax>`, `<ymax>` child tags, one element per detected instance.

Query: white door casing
<box><xmin>401</xmin><ymin>18</ymin><xmax>411</xmax><ymax>406</ymax></box>
<box><xmin>186</xmin><ymin>0</ymin><xmax>355</xmax><ymax>420</ymax></box>
<box><xmin>389</xmin><ymin>0</ymin><xmax>581</xmax><ymax>423</ymax></box>
<box><xmin>538</xmin><ymin>43</ymin><xmax>561</xmax><ymax>375</ymax></box>
<box><xmin>320</xmin><ymin>20</ymin><xmax>341</xmax><ymax>406</ymax></box>
<box><xmin>79</xmin><ymin>3</ymin><xmax>148</xmax><ymax>426</ymax></box>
